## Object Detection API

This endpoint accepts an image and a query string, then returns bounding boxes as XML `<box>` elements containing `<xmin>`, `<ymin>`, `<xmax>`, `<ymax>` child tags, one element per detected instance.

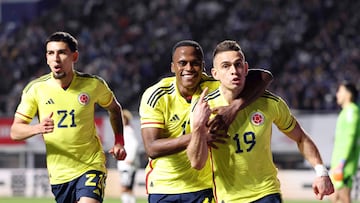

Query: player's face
<box><xmin>336</xmin><ymin>85</ymin><xmax>349</xmax><ymax>106</ymax></box>
<box><xmin>46</xmin><ymin>41</ymin><xmax>78</xmax><ymax>79</ymax></box>
<box><xmin>212</xmin><ymin>50</ymin><xmax>248</xmax><ymax>95</ymax></box>
<box><xmin>171</xmin><ymin>46</ymin><xmax>204</xmax><ymax>97</ymax></box>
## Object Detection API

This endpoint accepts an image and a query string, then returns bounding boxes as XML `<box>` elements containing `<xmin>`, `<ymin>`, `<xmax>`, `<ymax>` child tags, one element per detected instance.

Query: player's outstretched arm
<box><xmin>208</xmin><ymin>69</ymin><xmax>273</xmax><ymax>132</ymax></box>
<box><xmin>107</xmin><ymin>98</ymin><xmax>127</xmax><ymax>160</ymax></box>
<box><xmin>284</xmin><ymin>121</ymin><xmax>334</xmax><ymax>200</ymax></box>
<box><xmin>11</xmin><ymin>112</ymin><xmax>54</xmax><ymax>141</ymax></box>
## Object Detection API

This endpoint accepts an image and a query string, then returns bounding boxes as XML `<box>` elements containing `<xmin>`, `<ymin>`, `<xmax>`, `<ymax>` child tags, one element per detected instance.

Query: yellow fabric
<box><xmin>206</xmin><ymin>90</ymin><xmax>296</xmax><ymax>202</ymax></box>
<box><xmin>15</xmin><ymin>71</ymin><xmax>113</xmax><ymax>184</ymax></box>
<box><xmin>139</xmin><ymin>76</ymin><xmax>219</xmax><ymax>194</ymax></box>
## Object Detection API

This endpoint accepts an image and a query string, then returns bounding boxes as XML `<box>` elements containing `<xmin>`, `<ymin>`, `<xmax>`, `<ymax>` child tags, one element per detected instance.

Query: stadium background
<box><xmin>0</xmin><ymin>0</ymin><xmax>360</xmax><ymax>202</ymax></box>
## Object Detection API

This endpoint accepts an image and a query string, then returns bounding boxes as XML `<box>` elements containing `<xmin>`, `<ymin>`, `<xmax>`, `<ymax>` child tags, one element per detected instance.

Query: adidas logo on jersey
<box><xmin>45</xmin><ymin>99</ymin><xmax>55</xmax><ymax>104</ymax></box>
<box><xmin>92</xmin><ymin>189</ymin><xmax>100</xmax><ymax>196</ymax></box>
<box><xmin>169</xmin><ymin>114</ymin><xmax>180</xmax><ymax>122</ymax></box>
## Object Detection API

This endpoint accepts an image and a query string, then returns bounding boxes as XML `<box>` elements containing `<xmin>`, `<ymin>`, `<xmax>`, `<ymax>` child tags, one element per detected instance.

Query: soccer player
<box><xmin>188</xmin><ymin>40</ymin><xmax>334</xmax><ymax>202</ymax></box>
<box><xmin>117</xmin><ymin>109</ymin><xmax>140</xmax><ymax>203</ymax></box>
<box><xmin>139</xmin><ymin>40</ymin><xmax>273</xmax><ymax>203</ymax></box>
<box><xmin>330</xmin><ymin>82</ymin><xmax>360</xmax><ymax>203</ymax></box>
<box><xmin>10</xmin><ymin>31</ymin><xmax>126</xmax><ymax>203</ymax></box>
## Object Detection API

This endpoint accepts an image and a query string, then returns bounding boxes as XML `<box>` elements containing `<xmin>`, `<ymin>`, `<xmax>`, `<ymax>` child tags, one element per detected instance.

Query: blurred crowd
<box><xmin>0</xmin><ymin>0</ymin><xmax>359</xmax><ymax>116</ymax></box>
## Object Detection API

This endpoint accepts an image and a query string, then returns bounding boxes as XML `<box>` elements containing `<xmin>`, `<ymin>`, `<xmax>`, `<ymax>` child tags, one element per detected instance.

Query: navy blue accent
<box><xmin>149</xmin><ymin>188</ymin><xmax>213</xmax><ymax>203</ymax></box>
<box><xmin>51</xmin><ymin>170</ymin><xmax>105</xmax><ymax>203</ymax></box>
<box><xmin>251</xmin><ymin>193</ymin><xmax>282</xmax><ymax>203</ymax></box>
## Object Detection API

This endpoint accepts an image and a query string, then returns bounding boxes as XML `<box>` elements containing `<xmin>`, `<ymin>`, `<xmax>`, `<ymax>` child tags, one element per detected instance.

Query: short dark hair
<box><xmin>213</xmin><ymin>40</ymin><xmax>244</xmax><ymax>59</ymax></box>
<box><xmin>45</xmin><ymin>31</ymin><xmax>78</xmax><ymax>52</ymax></box>
<box><xmin>341</xmin><ymin>81</ymin><xmax>358</xmax><ymax>102</ymax></box>
<box><xmin>171</xmin><ymin>40</ymin><xmax>204</xmax><ymax>60</ymax></box>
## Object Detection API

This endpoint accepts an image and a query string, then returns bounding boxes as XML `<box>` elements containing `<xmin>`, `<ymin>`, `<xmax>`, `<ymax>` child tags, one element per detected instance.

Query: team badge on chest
<box><xmin>250</xmin><ymin>111</ymin><xmax>265</xmax><ymax>126</ymax></box>
<box><xmin>78</xmin><ymin>93</ymin><xmax>90</xmax><ymax>105</ymax></box>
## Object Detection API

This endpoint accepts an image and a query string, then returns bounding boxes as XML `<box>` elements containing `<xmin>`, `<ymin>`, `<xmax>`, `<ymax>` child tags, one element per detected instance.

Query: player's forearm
<box><xmin>298</xmin><ymin>134</ymin><xmax>324</xmax><ymax>167</ymax></box>
<box><xmin>109</xmin><ymin>113</ymin><xmax>124</xmax><ymax>135</ymax></box>
<box><xmin>287</xmin><ymin>122</ymin><xmax>324</xmax><ymax>166</ymax></box>
<box><xmin>187</xmin><ymin>127</ymin><xmax>209</xmax><ymax>170</ymax></box>
<box><xmin>108</xmin><ymin>99</ymin><xmax>125</xmax><ymax>145</ymax></box>
<box><xmin>10</xmin><ymin>123</ymin><xmax>42</xmax><ymax>141</ymax></box>
<box><xmin>142</xmin><ymin>132</ymin><xmax>191</xmax><ymax>159</ymax></box>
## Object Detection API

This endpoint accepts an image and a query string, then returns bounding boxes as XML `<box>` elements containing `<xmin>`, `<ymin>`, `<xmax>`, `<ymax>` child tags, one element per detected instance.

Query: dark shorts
<box><xmin>51</xmin><ymin>170</ymin><xmax>106</xmax><ymax>203</ymax></box>
<box><xmin>252</xmin><ymin>193</ymin><xmax>282</xmax><ymax>203</ymax></box>
<box><xmin>149</xmin><ymin>188</ymin><xmax>214</xmax><ymax>203</ymax></box>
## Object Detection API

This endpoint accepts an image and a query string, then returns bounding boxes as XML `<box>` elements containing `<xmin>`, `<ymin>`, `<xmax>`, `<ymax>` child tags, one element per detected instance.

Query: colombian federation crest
<box><xmin>250</xmin><ymin>111</ymin><xmax>264</xmax><ymax>126</ymax></box>
<box><xmin>78</xmin><ymin>93</ymin><xmax>90</xmax><ymax>105</ymax></box>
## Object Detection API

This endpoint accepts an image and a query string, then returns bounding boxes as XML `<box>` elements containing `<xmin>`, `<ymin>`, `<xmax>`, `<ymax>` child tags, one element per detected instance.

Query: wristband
<box><xmin>314</xmin><ymin>164</ymin><xmax>329</xmax><ymax>177</ymax></box>
<box><xmin>115</xmin><ymin>134</ymin><xmax>124</xmax><ymax>146</ymax></box>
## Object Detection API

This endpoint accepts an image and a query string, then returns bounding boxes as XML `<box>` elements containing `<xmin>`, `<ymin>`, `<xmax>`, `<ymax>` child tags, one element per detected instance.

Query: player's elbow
<box><xmin>191</xmin><ymin>160</ymin><xmax>206</xmax><ymax>170</ymax></box>
<box><xmin>145</xmin><ymin>149</ymin><xmax>162</xmax><ymax>159</ymax></box>
<box><xmin>147</xmin><ymin>153</ymin><xmax>159</xmax><ymax>160</ymax></box>
<box><xmin>188</xmin><ymin>153</ymin><xmax>207</xmax><ymax>170</ymax></box>
<box><xmin>10</xmin><ymin>131</ymin><xmax>24</xmax><ymax>141</ymax></box>
<box><xmin>10</xmin><ymin>124</ymin><xmax>27</xmax><ymax>141</ymax></box>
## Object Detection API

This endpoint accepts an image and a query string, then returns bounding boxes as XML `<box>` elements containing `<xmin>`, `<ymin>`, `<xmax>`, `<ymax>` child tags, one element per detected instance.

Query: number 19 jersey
<box><xmin>206</xmin><ymin>90</ymin><xmax>297</xmax><ymax>202</ymax></box>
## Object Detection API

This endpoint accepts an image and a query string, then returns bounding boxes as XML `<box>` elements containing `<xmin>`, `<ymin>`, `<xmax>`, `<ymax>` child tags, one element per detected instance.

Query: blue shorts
<box><xmin>148</xmin><ymin>188</ymin><xmax>214</xmax><ymax>203</ymax></box>
<box><xmin>252</xmin><ymin>193</ymin><xmax>282</xmax><ymax>203</ymax></box>
<box><xmin>51</xmin><ymin>170</ymin><xmax>106</xmax><ymax>203</ymax></box>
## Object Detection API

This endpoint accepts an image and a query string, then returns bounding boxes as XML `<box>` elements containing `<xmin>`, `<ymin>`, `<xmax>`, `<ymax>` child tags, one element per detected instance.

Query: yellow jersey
<box><xmin>15</xmin><ymin>71</ymin><xmax>113</xmax><ymax>184</ymax></box>
<box><xmin>205</xmin><ymin>90</ymin><xmax>296</xmax><ymax>202</ymax></box>
<box><xmin>139</xmin><ymin>75</ymin><xmax>219</xmax><ymax>194</ymax></box>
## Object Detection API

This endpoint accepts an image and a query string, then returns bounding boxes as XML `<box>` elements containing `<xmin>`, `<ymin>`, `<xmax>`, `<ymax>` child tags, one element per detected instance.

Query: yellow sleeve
<box><xmin>94</xmin><ymin>76</ymin><xmax>115</xmax><ymax>108</ymax></box>
<box><xmin>274</xmin><ymin>96</ymin><xmax>296</xmax><ymax>133</ymax></box>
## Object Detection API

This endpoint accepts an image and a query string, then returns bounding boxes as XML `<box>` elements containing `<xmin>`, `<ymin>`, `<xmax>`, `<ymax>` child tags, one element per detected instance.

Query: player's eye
<box><xmin>222</xmin><ymin>63</ymin><xmax>231</xmax><ymax>69</ymax></box>
<box><xmin>177</xmin><ymin>60</ymin><xmax>201</xmax><ymax>67</ymax></box>
<box><xmin>177</xmin><ymin>61</ymin><xmax>188</xmax><ymax>67</ymax></box>
<box><xmin>190</xmin><ymin>61</ymin><xmax>202</xmax><ymax>67</ymax></box>
<box><xmin>234</xmin><ymin>62</ymin><xmax>243</xmax><ymax>68</ymax></box>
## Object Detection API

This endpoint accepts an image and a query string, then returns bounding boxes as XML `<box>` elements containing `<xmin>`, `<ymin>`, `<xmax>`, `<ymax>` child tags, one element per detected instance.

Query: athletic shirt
<box><xmin>204</xmin><ymin>90</ymin><xmax>296</xmax><ymax>202</ymax></box>
<box><xmin>331</xmin><ymin>103</ymin><xmax>360</xmax><ymax>180</ymax></box>
<box><xmin>15</xmin><ymin>71</ymin><xmax>113</xmax><ymax>184</ymax></box>
<box><xmin>139</xmin><ymin>75</ymin><xmax>219</xmax><ymax>194</ymax></box>
<box><xmin>117</xmin><ymin>124</ymin><xmax>140</xmax><ymax>170</ymax></box>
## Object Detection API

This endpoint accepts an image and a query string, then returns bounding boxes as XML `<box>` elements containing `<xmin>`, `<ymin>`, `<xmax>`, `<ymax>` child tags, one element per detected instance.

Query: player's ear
<box><xmin>171</xmin><ymin>62</ymin><xmax>175</xmax><ymax>73</ymax></box>
<box><xmin>73</xmin><ymin>51</ymin><xmax>79</xmax><ymax>62</ymax></box>
<box><xmin>244</xmin><ymin>61</ymin><xmax>249</xmax><ymax>76</ymax></box>
<box><xmin>211</xmin><ymin>67</ymin><xmax>219</xmax><ymax>80</ymax></box>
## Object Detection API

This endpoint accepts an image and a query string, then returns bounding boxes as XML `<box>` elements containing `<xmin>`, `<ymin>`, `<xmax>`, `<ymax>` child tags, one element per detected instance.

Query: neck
<box><xmin>342</xmin><ymin>101</ymin><xmax>352</xmax><ymax>109</ymax></box>
<box><xmin>219</xmin><ymin>86</ymin><xmax>241</xmax><ymax>104</ymax></box>
<box><xmin>53</xmin><ymin>71</ymin><xmax>74</xmax><ymax>89</ymax></box>
<box><xmin>178</xmin><ymin>85</ymin><xmax>197</xmax><ymax>100</ymax></box>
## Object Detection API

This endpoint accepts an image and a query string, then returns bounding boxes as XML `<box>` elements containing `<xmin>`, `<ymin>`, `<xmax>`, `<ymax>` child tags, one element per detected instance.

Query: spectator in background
<box><xmin>117</xmin><ymin>109</ymin><xmax>140</xmax><ymax>203</ymax></box>
<box><xmin>1</xmin><ymin>1</ymin><xmax>360</xmax><ymax>115</ymax></box>
<box><xmin>330</xmin><ymin>81</ymin><xmax>360</xmax><ymax>203</ymax></box>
